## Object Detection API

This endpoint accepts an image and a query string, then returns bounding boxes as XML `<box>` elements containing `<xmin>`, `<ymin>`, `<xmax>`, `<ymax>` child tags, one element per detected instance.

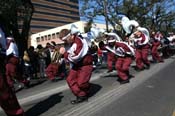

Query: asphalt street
<box><xmin>0</xmin><ymin>56</ymin><xmax>175</xmax><ymax>116</ymax></box>
<box><xmin>92</xmin><ymin>57</ymin><xmax>175</xmax><ymax>116</ymax></box>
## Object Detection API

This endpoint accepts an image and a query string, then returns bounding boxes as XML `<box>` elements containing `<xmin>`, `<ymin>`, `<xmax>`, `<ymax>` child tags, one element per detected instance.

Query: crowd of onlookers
<box><xmin>22</xmin><ymin>42</ymin><xmax>66</xmax><ymax>81</ymax></box>
<box><xmin>21</xmin><ymin>41</ymin><xmax>106</xmax><ymax>82</ymax></box>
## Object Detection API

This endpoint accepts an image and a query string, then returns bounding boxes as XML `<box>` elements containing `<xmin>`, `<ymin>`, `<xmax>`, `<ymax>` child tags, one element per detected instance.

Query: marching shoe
<box><xmin>158</xmin><ymin>60</ymin><xmax>164</xmax><ymax>63</ymax></box>
<box><xmin>134</xmin><ymin>66</ymin><xmax>144</xmax><ymax>71</ymax></box>
<box><xmin>107</xmin><ymin>70</ymin><xmax>113</xmax><ymax>73</ymax></box>
<box><xmin>119</xmin><ymin>79</ymin><xmax>130</xmax><ymax>85</ymax></box>
<box><xmin>126</xmin><ymin>71</ymin><xmax>135</xmax><ymax>79</ymax></box>
<box><xmin>71</xmin><ymin>96</ymin><xmax>88</xmax><ymax>105</ymax></box>
<box><xmin>145</xmin><ymin>64</ymin><xmax>150</xmax><ymax>70</ymax></box>
<box><xmin>128</xmin><ymin>74</ymin><xmax>135</xmax><ymax>79</ymax></box>
<box><xmin>117</xmin><ymin>78</ymin><xmax>122</xmax><ymax>82</ymax></box>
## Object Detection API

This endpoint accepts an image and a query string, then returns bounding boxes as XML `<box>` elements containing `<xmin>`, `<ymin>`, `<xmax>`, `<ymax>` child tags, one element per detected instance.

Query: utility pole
<box><xmin>103</xmin><ymin>0</ymin><xmax>109</xmax><ymax>32</ymax></box>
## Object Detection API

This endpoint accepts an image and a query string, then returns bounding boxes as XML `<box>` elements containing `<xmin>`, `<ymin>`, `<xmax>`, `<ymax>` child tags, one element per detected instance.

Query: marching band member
<box><xmin>5</xmin><ymin>37</ymin><xmax>20</xmax><ymax>88</ymax></box>
<box><xmin>166</xmin><ymin>32</ymin><xmax>175</xmax><ymax>56</ymax></box>
<box><xmin>99</xmin><ymin>33</ymin><xmax>135</xmax><ymax>84</ymax></box>
<box><xmin>1</xmin><ymin>37</ymin><xmax>25</xmax><ymax>116</ymax></box>
<box><xmin>90</xmin><ymin>41</ymin><xmax>98</xmax><ymax>68</ymax></box>
<box><xmin>45</xmin><ymin>44</ymin><xmax>65</xmax><ymax>81</ymax></box>
<box><xmin>6</xmin><ymin>37</ymin><xmax>29</xmax><ymax>88</ymax></box>
<box><xmin>151</xmin><ymin>31</ymin><xmax>164</xmax><ymax>63</ymax></box>
<box><xmin>59</xmin><ymin>25</ymin><xmax>93</xmax><ymax>104</ymax></box>
<box><xmin>132</xmin><ymin>27</ymin><xmax>151</xmax><ymax>71</ymax></box>
<box><xmin>104</xmin><ymin>33</ymin><xmax>117</xmax><ymax>73</ymax></box>
<box><xmin>0</xmin><ymin>28</ymin><xmax>24</xmax><ymax>115</ymax></box>
<box><xmin>0</xmin><ymin>71</ymin><xmax>24</xmax><ymax>116</ymax></box>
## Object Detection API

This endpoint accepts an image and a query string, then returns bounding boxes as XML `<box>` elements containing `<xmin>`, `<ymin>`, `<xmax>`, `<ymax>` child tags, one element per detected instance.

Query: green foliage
<box><xmin>84</xmin><ymin>19</ymin><xmax>93</xmax><ymax>33</ymax></box>
<box><xmin>80</xmin><ymin>0</ymin><xmax>175</xmax><ymax>34</ymax></box>
<box><xmin>0</xmin><ymin>0</ymin><xmax>34</xmax><ymax>56</ymax></box>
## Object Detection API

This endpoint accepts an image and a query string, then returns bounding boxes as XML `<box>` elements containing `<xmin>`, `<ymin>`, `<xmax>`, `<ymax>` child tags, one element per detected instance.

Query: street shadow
<box><xmin>102</xmin><ymin>74</ymin><xmax>118</xmax><ymax>78</ymax></box>
<box><xmin>25</xmin><ymin>92</ymin><xmax>64</xmax><ymax>116</ymax></box>
<box><xmin>131</xmin><ymin>65</ymin><xmax>137</xmax><ymax>69</ymax></box>
<box><xmin>93</xmin><ymin>69</ymin><xmax>103</xmax><ymax>73</ymax></box>
<box><xmin>170</xmin><ymin>56</ymin><xmax>175</xmax><ymax>59</ymax></box>
<box><xmin>96</xmin><ymin>65</ymin><xmax>108</xmax><ymax>70</ymax></box>
<box><xmin>15</xmin><ymin>86</ymin><xmax>24</xmax><ymax>93</ymax></box>
<box><xmin>14</xmin><ymin>79</ymin><xmax>47</xmax><ymax>93</ymax></box>
<box><xmin>88</xmin><ymin>83</ymin><xmax>102</xmax><ymax>98</ymax></box>
<box><xmin>28</xmin><ymin>79</ymin><xmax>47</xmax><ymax>88</ymax></box>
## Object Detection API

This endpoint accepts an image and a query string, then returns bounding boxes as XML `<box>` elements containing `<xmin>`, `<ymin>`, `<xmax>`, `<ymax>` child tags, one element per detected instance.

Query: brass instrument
<box><xmin>121</xmin><ymin>16</ymin><xmax>139</xmax><ymax>34</ymax></box>
<box><xmin>51</xmin><ymin>47</ymin><xmax>63</xmax><ymax>64</ymax></box>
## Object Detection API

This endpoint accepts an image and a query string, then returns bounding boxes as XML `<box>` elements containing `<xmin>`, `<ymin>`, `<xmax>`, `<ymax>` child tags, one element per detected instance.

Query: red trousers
<box><xmin>5</xmin><ymin>56</ymin><xmax>19</xmax><ymax>88</ymax></box>
<box><xmin>107</xmin><ymin>52</ymin><xmax>116</xmax><ymax>71</ymax></box>
<box><xmin>151</xmin><ymin>41</ymin><xmax>162</xmax><ymax>62</ymax></box>
<box><xmin>66</xmin><ymin>65</ymin><xmax>93</xmax><ymax>97</ymax></box>
<box><xmin>115</xmin><ymin>57</ymin><xmax>132</xmax><ymax>80</ymax></box>
<box><xmin>6</xmin><ymin>56</ymin><xmax>28</xmax><ymax>88</ymax></box>
<box><xmin>135</xmin><ymin>48</ymin><xmax>150</xmax><ymax>69</ymax></box>
<box><xmin>45</xmin><ymin>63</ymin><xmax>59</xmax><ymax>80</ymax></box>
<box><xmin>0</xmin><ymin>74</ymin><xmax>24</xmax><ymax>116</ymax></box>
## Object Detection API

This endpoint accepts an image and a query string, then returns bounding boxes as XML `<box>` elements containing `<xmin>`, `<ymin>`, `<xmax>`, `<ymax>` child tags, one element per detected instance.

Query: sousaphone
<box><xmin>121</xmin><ymin>16</ymin><xmax>139</xmax><ymax>35</ymax></box>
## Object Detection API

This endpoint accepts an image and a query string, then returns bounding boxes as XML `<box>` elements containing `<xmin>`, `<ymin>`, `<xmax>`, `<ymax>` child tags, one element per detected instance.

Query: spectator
<box><xmin>37</xmin><ymin>44</ymin><xmax>47</xmax><ymax>78</ymax></box>
<box><xmin>28</xmin><ymin>46</ymin><xmax>38</xmax><ymax>78</ymax></box>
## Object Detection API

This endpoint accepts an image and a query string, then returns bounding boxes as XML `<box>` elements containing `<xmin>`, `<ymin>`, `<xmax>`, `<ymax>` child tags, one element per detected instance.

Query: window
<box><xmin>36</xmin><ymin>37</ymin><xmax>40</xmax><ymax>42</ymax></box>
<box><xmin>41</xmin><ymin>36</ymin><xmax>44</xmax><ymax>41</ymax></box>
<box><xmin>56</xmin><ymin>32</ymin><xmax>59</xmax><ymax>38</ymax></box>
<box><xmin>45</xmin><ymin>35</ymin><xmax>48</xmax><ymax>41</ymax></box>
<box><xmin>52</xmin><ymin>33</ymin><xmax>56</xmax><ymax>39</ymax></box>
<box><xmin>48</xmin><ymin>34</ymin><xmax>51</xmax><ymax>40</ymax></box>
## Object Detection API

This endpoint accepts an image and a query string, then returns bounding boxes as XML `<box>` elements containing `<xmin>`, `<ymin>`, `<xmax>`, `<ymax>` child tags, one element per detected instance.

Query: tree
<box><xmin>84</xmin><ymin>19</ymin><xmax>93</xmax><ymax>33</ymax></box>
<box><xmin>0</xmin><ymin>0</ymin><xmax>34</xmax><ymax>56</ymax></box>
<box><xmin>149</xmin><ymin>0</ymin><xmax>175</xmax><ymax>32</ymax></box>
<box><xmin>80</xmin><ymin>0</ymin><xmax>122</xmax><ymax>32</ymax></box>
<box><xmin>80</xmin><ymin>0</ymin><xmax>175</xmax><ymax>35</ymax></box>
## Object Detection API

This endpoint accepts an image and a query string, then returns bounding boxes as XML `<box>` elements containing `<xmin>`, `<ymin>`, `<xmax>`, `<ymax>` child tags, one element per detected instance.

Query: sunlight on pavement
<box><xmin>172</xmin><ymin>110</ymin><xmax>175</xmax><ymax>116</ymax></box>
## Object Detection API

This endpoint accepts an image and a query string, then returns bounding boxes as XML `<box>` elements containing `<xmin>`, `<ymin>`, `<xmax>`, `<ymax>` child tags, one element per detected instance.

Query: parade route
<box><xmin>54</xmin><ymin>56</ymin><xmax>175</xmax><ymax>116</ymax></box>
<box><xmin>0</xmin><ymin>56</ymin><xmax>175</xmax><ymax>116</ymax></box>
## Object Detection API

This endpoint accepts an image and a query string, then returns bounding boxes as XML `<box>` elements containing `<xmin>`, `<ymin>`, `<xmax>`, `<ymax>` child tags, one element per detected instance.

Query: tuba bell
<box><xmin>121</xmin><ymin>16</ymin><xmax>141</xmax><ymax>46</ymax></box>
<box><xmin>70</xmin><ymin>24</ymin><xmax>80</xmax><ymax>34</ymax></box>
<box><xmin>121</xmin><ymin>16</ymin><xmax>139</xmax><ymax>35</ymax></box>
<box><xmin>135</xmin><ymin>27</ymin><xmax>150</xmax><ymax>44</ymax></box>
<box><xmin>105</xmin><ymin>32</ymin><xmax>122</xmax><ymax>42</ymax></box>
<box><xmin>81</xmin><ymin>26</ymin><xmax>105</xmax><ymax>47</ymax></box>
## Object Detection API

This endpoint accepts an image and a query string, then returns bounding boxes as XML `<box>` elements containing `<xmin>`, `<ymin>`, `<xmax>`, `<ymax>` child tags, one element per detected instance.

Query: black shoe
<box><xmin>128</xmin><ymin>74</ymin><xmax>135</xmax><ymax>79</ymax></box>
<box><xmin>107</xmin><ymin>70</ymin><xmax>113</xmax><ymax>73</ymax></box>
<box><xmin>117</xmin><ymin>78</ymin><xmax>122</xmax><ymax>82</ymax></box>
<box><xmin>51</xmin><ymin>79</ymin><xmax>56</xmax><ymax>82</ymax></box>
<box><xmin>134</xmin><ymin>67</ymin><xmax>144</xmax><ymax>71</ymax></box>
<box><xmin>158</xmin><ymin>60</ymin><xmax>164</xmax><ymax>63</ymax></box>
<box><xmin>150</xmin><ymin>60</ymin><xmax>157</xmax><ymax>63</ymax></box>
<box><xmin>126</xmin><ymin>71</ymin><xmax>134</xmax><ymax>79</ymax></box>
<box><xmin>119</xmin><ymin>79</ymin><xmax>130</xmax><ymax>84</ymax></box>
<box><xmin>71</xmin><ymin>96</ymin><xmax>88</xmax><ymax>105</ymax></box>
<box><xmin>145</xmin><ymin>64</ymin><xmax>150</xmax><ymax>70</ymax></box>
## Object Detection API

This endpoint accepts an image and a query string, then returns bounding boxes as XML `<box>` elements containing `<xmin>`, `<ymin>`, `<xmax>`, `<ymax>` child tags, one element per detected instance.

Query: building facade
<box><xmin>30</xmin><ymin>0</ymin><xmax>80</xmax><ymax>34</ymax></box>
<box><xmin>30</xmin><ymin>21</ymin><xmax>113</xmax><ymax>48</ymax></box>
